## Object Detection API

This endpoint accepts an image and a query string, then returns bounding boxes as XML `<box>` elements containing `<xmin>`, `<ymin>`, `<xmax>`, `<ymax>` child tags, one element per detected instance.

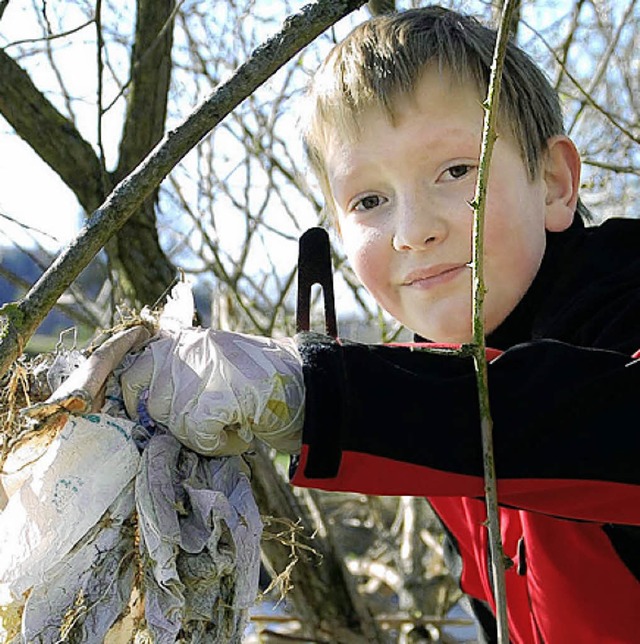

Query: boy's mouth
<box><xmin>403</xmin><ymin>263</ymin><xmax>468</xmax><ymax>288</ymax></box>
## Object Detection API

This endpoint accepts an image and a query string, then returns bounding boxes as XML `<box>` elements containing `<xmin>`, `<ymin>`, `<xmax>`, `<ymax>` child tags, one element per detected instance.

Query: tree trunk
<box><xmin>249</xmin><ymin>444</ymin><xmax>385</xmax><ymax>642</ymax></box>
<box><xmin>0</xmin><ymin>49</ymin><xmax>105</xmax><ymax>213</ymax></box>
<box><xmin>108</xmin><ymin>0</ymin><xmax>177</xmax><ymax>305</ymax></box>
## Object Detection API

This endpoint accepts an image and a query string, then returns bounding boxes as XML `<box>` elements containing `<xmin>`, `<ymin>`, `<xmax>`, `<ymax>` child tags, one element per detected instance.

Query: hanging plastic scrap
<box><xmin>0</xmin><ymin>282</ymin><xmax>263</xmax><ymax>643</ymax></box>
<box><xmin>0</xmin><ymin>414</ymin><xmax>262</xmax><ymax>643</ymax></box>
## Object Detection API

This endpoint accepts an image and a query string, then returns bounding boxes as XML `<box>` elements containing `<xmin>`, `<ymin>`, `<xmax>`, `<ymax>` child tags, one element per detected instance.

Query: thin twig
<box><xmin>553</xmin><ymin>0</ymin><xmax>585</xmax><ymax>90</ymax></box>
<box><xmin>582</xmin><ymin>158</ymin><xmax>640</xmax><ymax>175</ymax></box>
<box><xmin>1</xmin><ymin>18</ymin><xmax>94</xmax><ymax>49</ymax></box>
<box><xmin>40</xmin><ymin>0</ymin><xmax>53</xmax><ymax>34</ymax></box>
<box><xmin>0</xmin><ymin>0</ymin><xmax>9</xmax><ymax>23</ymax></box>
<box><xmin>34</xmin><ymin>0</ymin><xmax>76</xmax><ymax>123</ymax></box>
<box><xmin>521</xmin><ymin>17</ymin><xmax>640</xmax><ymax>146</ymax></box>
<box><xmin>567</xmin><ymin>0</ymin><xmax>636</xmax><ymax>137</ymax></box>
<box><xmin>0</xmin><ymin>218</ymin><xmax>104</xmax><ymax>327</ymax></box>
<box><xmin>250</xmin><ymin>613</ymin><xmax>474</xmax><ymax>626</ymax></box>
<box><xmin>0</xmin><ymin>263</ymin><xmax>101</xmax><ymax>330</ymax></box>
<box><xmin>468</xmin><ymin>1</ymin><xmax>520</xmax><ymax>641</ymax></box>
<box><xmin>95</xmin><ymin>0</ymin><xmax>108</xmax><ymax>184</ymax></box>
<box><xmin>102</xmin><ymin>0</ymin><xmax>185</xmax><ymax>114</ymax></box>
<box><xmin>0</xmin><ymin>210</ymin><xmax>60</xmax><ymax>244</ymax></box>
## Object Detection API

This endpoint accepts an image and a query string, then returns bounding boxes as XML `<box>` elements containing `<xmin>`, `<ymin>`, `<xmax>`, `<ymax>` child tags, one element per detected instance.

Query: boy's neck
<box><xmin>487</xmin><ymin>216</ymin><xmax>584</xmax><ymax>350</ymax></box>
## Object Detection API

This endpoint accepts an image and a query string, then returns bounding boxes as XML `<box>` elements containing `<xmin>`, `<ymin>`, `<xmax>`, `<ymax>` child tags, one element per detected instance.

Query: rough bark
<box><xmin>0</xmin><ymin>1</ymin><xmax>177</xmax><ymax>307</ymax></box>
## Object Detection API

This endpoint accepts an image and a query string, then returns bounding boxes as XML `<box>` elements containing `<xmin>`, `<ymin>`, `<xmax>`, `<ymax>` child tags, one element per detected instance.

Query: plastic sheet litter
<box><xmin>0</xmin><ymin>280</ymin><xmax>264</xmax><ymax>643</ymax></box>
<box><xmin>0</xmin><ymin>400</ymin><xmax>262</xmax><ymax>643</ymax></box>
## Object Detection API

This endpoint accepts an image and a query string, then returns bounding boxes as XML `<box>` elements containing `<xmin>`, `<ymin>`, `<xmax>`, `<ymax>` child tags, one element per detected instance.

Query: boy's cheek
<box><xmin>348</xmin><ymin>240</ymin><xmax>391</xmax><ymax>292</ymax></box>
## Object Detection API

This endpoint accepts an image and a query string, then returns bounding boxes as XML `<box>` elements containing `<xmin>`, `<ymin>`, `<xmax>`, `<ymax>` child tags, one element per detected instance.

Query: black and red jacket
<box><xmin>290</xmin><ymin>216</ymin><xmax>640</xmax><ymax>643</ymax></box>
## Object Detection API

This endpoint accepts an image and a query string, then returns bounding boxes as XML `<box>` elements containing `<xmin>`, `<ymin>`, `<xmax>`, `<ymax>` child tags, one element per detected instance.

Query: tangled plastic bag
<box><xmin>0</xmin><ymin>413</ymin><xmax>141</xmax><ymax>642</ymax></box>
<box><xmin>0</xmin><ymin>284</ymin><xmax>263</xmax><ymax>643</ymax></box>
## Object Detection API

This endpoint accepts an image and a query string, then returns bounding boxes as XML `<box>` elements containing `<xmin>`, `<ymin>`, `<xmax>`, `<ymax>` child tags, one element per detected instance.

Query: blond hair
<box><xmin>301</xmin><ymin>7</ymin><xmax>577</xmax><ymax>217</ymax></box>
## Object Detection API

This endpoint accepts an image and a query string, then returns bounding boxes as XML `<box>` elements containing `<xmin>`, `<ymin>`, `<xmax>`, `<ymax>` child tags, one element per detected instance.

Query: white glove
<box><xmin>119</xmin><ymin>328</ymin><xmax>304</xmax><ymax>456</ymax></box>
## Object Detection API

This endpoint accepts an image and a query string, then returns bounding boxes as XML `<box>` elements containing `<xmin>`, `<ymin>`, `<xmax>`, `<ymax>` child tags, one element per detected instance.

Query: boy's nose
<box><xmin>391</xmin><ymin>206</ymin><xmax>447</xmax><ymax>251</ymax></box>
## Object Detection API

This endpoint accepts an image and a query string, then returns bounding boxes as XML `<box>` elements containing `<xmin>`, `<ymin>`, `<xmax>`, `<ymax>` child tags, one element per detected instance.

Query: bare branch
<box><xmin>0</xmin><ymin>210</ymin><xmax>60</xmax><ymax>245</ymax></box>
<box><xmin>0</xmin><ymin>0</ymin><xmax>9</xmax><ymax>23</ymax></box>
<box><xmin>108</xmin><ymin>0</ymin><xmax>177</xmax><ymax>306</ymax></box>
<box><xmin>250</xmin><ymin>443</ymin><xmax>385</xmax><ymax>642</ymax></box>
<box><xmin>32</xmin><ymin>0</ymin><xmax>77</xmax><ymax>123</ymax></box>
<box><xmin>2</xmin><ymin>17</ymin><xmax>94</xmax><ymax>49</ymax></box>
<box><xmin>521</xmin><ymin>16</ymin><xmax>640</xmax><ymax>146</ymax></box>
<box><xmin>0</xmin><ymin>263</ymin><xmax>100</xmax><ymax>330</ymax></box>
<box><xmin>102</xmin><ymin>0</ymin><xmax>186</xmax><ymax>114</ymax></box>
<box><xmin>553</xmin><ymin>0</ymin><xmax>586</xmax><ymax>90</ymax></box>
<box><xmin>0</xmin><ymin>49</ymin><xmax>104</xmax><ymax>213</ymax></box>
<box><xmin>95</xmin><ymin>0</ymin><xmax>108</xmax><ymax>179</ymax></box>
<box><xmin>567</xmin><ymin>0</ymin><xmax>636</xmax><ymax>137</ymax></box>
<box><xmin>0</xmin><ymin>0</ymin><xmax>368</xmax><ymax>378</ymax></box>
<box><xmin>469</xmin><ymin>0</ymin><xmax>520</xmax><ymax>640</ymax></box>
<box><xmin>583</xmin><ymin>158</ymin><xmax>640</xmax><ymax>175</ymax></box>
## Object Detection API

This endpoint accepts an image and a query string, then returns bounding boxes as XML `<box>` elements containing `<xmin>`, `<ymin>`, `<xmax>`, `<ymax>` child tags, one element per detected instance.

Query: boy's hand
<box><xmin>119</xmin><ymin>329</ymin><xmax>304</xmax><ymax>456</ymax></box>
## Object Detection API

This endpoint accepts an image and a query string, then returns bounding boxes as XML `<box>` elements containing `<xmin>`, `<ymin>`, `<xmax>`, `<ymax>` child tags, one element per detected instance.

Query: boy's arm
<box><xmin>290</xmin><ymin>332</ymin><xmax>640</xmax><ymax>526</ymax></box>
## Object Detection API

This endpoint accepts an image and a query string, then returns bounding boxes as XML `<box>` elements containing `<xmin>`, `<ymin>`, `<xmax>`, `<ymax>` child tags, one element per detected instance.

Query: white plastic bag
<box><xmin>1</xmin><ymin>283</ymin><xmax>264</xmax><ymax>642</ymax></box>
<box><xmin>0</xmin><ymin>413</ymin><xmax>140</xmax><ymax>600</ymax></box>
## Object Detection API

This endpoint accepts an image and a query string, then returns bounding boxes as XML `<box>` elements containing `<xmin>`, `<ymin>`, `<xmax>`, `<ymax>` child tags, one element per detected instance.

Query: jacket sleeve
<box><xmin>289</xmin><ymin>332</ymin><xmax>640</xmax><ymax>526</ymax></box>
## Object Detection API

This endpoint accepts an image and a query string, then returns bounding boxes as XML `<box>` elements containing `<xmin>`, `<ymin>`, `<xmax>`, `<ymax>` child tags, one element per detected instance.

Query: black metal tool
<box><xmin>295</xmin><ymin>227</ymin><xmax>342</xmax><ymax>478</ymax></box>
<box><xmin>296</xmin><ymin>227</ymin><xmax>338</xmax><ymax>338</ymax></box>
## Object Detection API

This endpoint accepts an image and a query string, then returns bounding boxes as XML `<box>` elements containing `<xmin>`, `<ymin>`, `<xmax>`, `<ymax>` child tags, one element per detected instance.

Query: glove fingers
<box><xmin>255</xmin><ymin>401</ymin><xmax>304</xmax><ymax>454</ymax></box>
<box><xmin>120</xmin><ymin>350</ymin><xmax>156</xmax><ymax>419</ymax></box>
<box><xmin>173</xmin><ymin>415</ymin><xmax>252</xmax><ymax>456</ymax></box>
<box><xmin>121</xmin><ymin>333</ymin><xmax>181</xmax><ymax>424</ymax></box>
<box><xmin>120</xmin><ymin>328</ymin><xmax>305</xmax><ymax>457</ymax></box>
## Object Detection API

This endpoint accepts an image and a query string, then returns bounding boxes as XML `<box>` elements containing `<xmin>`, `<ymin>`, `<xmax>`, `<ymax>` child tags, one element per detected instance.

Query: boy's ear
<box><xmin>543</xmin><ymin>135</ymin><xmax>581</xmax><ymax>232</ymax></box>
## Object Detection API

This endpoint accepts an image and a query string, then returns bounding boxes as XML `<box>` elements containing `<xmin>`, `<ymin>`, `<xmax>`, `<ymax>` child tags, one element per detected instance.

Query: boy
<box><xmin>120</xmin><ymin>7</ymin><xmax>640</xmax><ymax>643</ymax></box>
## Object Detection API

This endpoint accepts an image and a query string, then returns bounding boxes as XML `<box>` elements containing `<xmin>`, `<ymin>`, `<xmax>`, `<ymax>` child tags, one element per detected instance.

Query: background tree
<box><xmin>1</xmin><ymin>1</ymin><xmax>639</xmax><ymax>641</ymax></box>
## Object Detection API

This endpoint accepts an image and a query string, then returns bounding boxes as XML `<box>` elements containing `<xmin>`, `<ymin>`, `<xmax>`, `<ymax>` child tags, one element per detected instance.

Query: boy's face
<box><xmin>325</xmin><ymin>67</ymin><xmax>573</xmax><ymax>343</ymax></box>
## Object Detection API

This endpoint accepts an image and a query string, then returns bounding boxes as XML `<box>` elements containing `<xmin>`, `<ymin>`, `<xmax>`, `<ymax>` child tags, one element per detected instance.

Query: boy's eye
<box><xmin>353</xmin><ymin>194</ymin><xmax>386</xmax><ymax>211</ymax></box>
<box><xmin>445</xmin><ymin>164</ymin><xmax>471</xmax><ymax>180</ymax></box>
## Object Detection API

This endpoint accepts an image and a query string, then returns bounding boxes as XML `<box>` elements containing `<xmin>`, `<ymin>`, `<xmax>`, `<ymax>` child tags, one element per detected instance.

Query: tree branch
<box><xmin>2</xmin><ymin>17</ymin><xmax>94</xmax><ymax>49</ymax></box>
<box><xmin>582</xmin><ymin>158</ymin><xmax>640</xmax><ymax>176</ymax></box>
<box><xmin>0</xmin><ymin>0</ymin><xmax>368</xmax><ymax>377</ymax></box>
<box><xmin>0</xmin><ymin>1</ymin><xmax>177</xmax><ymax>307</ymax></box>
<box><xmin>250</xmin><ymin>444</ymin><xmax>384</xmax><ymax>642</ymax></box>
<box><xmin>566</xmin><ymin>0</ymin><xmax>636</xmax><ymax>137</ymax></box>
<box><xmin>469</xmin><ymin>1</ymin><xmax>520</xmax><ymax>641</ymax></box>
<box><xmin>0</xmin><ymin>1</ymin><xmax>9</xmax><ymax>23</ymax></box>
<box><xmin>521</xmin><ymin>16</ymin><xmax>640</xmax><ymax>146</ymax></box>
<box><xmin>0</xmin><ymin>263</ymin><xmax>100</xmax><ymax>330</ymax></box>
<box><xmin>0</xmin><ymin>48</ymin><xmax>105</xmax><ymax>213</ymax></box>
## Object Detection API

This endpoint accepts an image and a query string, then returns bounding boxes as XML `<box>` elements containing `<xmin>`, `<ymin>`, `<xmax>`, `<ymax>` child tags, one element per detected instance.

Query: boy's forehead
<box><xmin>314</xmin><ymin>67</ymin><xmax>527</xmax><ymax>186</ymax></box>
<box><xmin>326</xmin><ymin>65</ymin><xmax>476</xmax><ymax>122</ymax></box>
<box><xmin>393</xmin><ymin>67</ymin><xmax>485</xmax><ymax>116</ymax></box>
<box><xmin>320</xmin><ymin>66</ymin><xmax>485</xmax><ymax>146</ymax></box>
